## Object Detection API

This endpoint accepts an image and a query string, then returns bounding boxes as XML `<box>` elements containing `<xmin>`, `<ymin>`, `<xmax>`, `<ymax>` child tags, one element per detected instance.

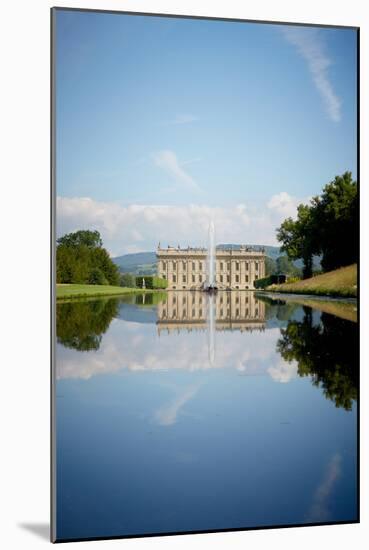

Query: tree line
<box><xmin>277</xmin><ymin>172</ymin><xmax>357</xmax><ymax>279</ymax></box>
<box><xmin>56</xmin><ymin>230</ymin><xmax>121</xmax><ymax>286</ymax></box>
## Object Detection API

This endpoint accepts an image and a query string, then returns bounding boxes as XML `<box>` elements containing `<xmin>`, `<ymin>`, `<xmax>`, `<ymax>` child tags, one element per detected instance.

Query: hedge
<box><xmin>135</xmin><ymin>276</ymin><xmax>168</xmax><ymax>289</ymax></box>
<box><xmin>254</xmin><ymin>276</ymin><xmax>273</xmax><ymax>289</ymax></box>
<box><xmin>255</xmin><ymin>274</ymin><xmax>288</xmax><ymax>288</ymax></box>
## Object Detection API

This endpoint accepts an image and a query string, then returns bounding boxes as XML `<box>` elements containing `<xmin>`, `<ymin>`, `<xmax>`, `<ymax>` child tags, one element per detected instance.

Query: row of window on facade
<box><xmin>160</xmin><ymin>308</ymin><xmax>259</xmax><ymax>319</ymax></box>
<box><xmin>164</xmin><ymin>273</ymin><xmax>204</xmax><ymax>283</ymax></box>
<box><xmin>167</xmin><ymin>294</ymin><xmax>257</xmax><ymax>305</ymax></box>
<box><xmin>160</xmin><ymin>260</ymin><xmax>260</xmax><ymax>271</ymax></box>
<box><xmin>163</xmin><ymin>273</ymin><xmax>258</xmax><ymax>283</ymax></box>
<box><xmin>171</xmin><ymin>295</ymin><xmax>204</xmax><ymax>305</ymax></box>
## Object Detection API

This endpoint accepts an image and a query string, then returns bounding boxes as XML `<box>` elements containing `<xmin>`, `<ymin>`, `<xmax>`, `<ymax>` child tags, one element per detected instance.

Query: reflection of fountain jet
<box><xmin>207</xmin><ymin>293</ymin><xmax>216</xmax><ymax>366</ymax></box>
<box><xmin>204</xmin><ymin>220</ymin><xmax>218</xmax><ymax>293</ymax></box>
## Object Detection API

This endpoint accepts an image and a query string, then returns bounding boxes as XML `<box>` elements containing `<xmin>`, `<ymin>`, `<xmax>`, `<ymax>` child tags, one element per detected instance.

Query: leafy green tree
<box><xmin>91</xmin><ymin>247</ymin><xmax>120</xmax><ymax>285</ymax></box>
<box><xmin>57</xmin><ymin>229</ymin><xmax>102</xmax><ymax>249</ymax></box>
<box><xmin>56</xmin><ymin>245</ymin><xmax>75</xmax><ymax>283</ymax></box>
<box><xmin>120</xmin><ymin>273</ymin><xmax>136</xmax><ymax>288</ymax></box>
<box><xmin>56</xmin><ymin>230</ymin><xmax>120</xmax><ymax>285</ymax></box>
<box><xmin>276</xmin><ymin>255</ymin><xmax>301</xmax><ymax>277</ymax></box>
<box><xmin>265</xmin><ymin>256</ymin><xmax>277</xmax><ymax>276</ymax></box>
<box><xmin>71</xmin><ymin>244</ymin><xmax>92</xmax><ymax>283</ymax></box>
<box><xmin>276</xmin><ymin>172</ymin><xmax>357</xmax><ymax>277</ymax></box>
<box><xmin>313</xmin><ymin>172</ymin><xmax>358</xmax><ymax>271</ymax></box>
<box><xmin>89</xmin><ymin>267</ymin><xmax>108</xmax><ymax>285</ymax></box>
<box><xmin>277</xmin><ymin>204</ymin><xmax>318</xmax><ymax>278</ymax></box>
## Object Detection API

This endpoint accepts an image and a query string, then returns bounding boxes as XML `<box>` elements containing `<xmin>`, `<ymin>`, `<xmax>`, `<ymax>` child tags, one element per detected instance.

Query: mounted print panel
<box><xmin>51</xmin><ymin>7</ymin><xmax>359</xmax><ymax>543</ymax></box>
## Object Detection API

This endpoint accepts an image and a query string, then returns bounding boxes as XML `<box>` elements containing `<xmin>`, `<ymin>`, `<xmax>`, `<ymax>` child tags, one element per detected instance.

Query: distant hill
<box><xmin>113</xmin><ymin>252</ymin><xmax>156</xmax><ymax>269</ymax></box>
<box><xmin>112</xmin><ymin>252</ymin><xmax>157</xmax><ymax>274</ymax></box>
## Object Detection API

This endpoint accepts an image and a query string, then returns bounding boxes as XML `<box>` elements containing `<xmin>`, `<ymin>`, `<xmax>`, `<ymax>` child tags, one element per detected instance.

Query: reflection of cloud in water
<box><xmin>154</xmin><ymin>384</ymin><xmax>201</xmax><ymax>426</ymax></box>
<box><xmin>56</xmin><ymin>319</ymin><xmax>296</xmax><ymax>383</ymax></box>
<box><xmin>267</xmin><ymin>358</ymin><xmax>298</xmax><ymax>383</ymax></box>
<box><xmin>306</xmin><ymin>454</ymin><xmax>342</xmax><ymax>522</ymax></box>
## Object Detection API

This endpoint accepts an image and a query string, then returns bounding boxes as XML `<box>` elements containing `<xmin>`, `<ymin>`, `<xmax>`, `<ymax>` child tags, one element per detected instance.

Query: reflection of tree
<box><xmin>258</xmin><ymin>295</ymin><xmax>298</xmax><ymax>322</ymax></box>
<box><xmin>277</xmin><ymin>307</ymin><xmax>358</xmax><ymax>410</ymax></box>
<box><xmin>134</xmin><ymin>292</ymin><xmax>167</xmax><ymax>306</ymax></box>
<box><xmin>275</xmin><ymin>303</ymin><xmax>298</xmax><ymax>322</ymax></box>
<box><xmin>57</xmin><ymin>299</ymin><xmax>119</xmax><ymax>351</ymax></box>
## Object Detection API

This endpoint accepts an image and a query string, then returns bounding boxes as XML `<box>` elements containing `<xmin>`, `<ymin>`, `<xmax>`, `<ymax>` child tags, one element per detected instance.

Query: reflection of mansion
<box><xmin>157</xmin><ymin>245</ymin><xmax>266</xmax><ymax>290</ymax></box>
<box><xmin>157</xmin><ymin>291</ymin><xmax>265</xmax><ymax>333</ymax></box>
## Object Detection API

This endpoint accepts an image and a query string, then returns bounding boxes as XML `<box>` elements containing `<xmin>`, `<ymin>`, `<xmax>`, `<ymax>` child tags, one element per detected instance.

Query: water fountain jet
<box><xmin>204</xmin><ymin>220</ymin><xmax>218</xmax><ymax>293</ymax></box>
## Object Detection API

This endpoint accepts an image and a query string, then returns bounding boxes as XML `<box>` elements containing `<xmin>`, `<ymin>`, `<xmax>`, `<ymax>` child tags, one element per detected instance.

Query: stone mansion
<box><xmin>156</xmin><ymin>245</ymin><xmax>266</xmax><ymax>290</ymax></box>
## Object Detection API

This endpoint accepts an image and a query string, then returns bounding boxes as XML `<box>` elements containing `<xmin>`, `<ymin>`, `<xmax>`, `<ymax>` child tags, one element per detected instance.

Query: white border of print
<box><xmin>1</xmin><ymin>1</ymin><xmax>367</xmax><ymax>549</ymax></box>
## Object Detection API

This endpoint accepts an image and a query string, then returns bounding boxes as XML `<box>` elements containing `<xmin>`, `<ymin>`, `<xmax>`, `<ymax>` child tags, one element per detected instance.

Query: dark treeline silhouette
<box><xmin>277</xmin><ymin>172</ymin><xmax>357</xmax><ymax>278</ymax></box>
<box><xmin>56</xmin><ymin>293</ymin><xmax>165</xmax><ymax>351</ymax></box>
<box><xmin>277</xmin><ymin>306</ymin><xmax>358</xmax><ymax>410</ymax></box>
<box><xmin>57</xmin><ymin>298</ymin><xmax>119</xmax><ymax>351</ymax></box>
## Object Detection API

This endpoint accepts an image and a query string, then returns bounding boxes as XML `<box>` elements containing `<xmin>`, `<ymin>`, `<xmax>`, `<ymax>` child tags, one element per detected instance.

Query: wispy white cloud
<box><xmin>306</xmin><ymin>453</ymin><xmax>342</xmax><ymax>522</ymax></box>
<box><xmin>166</xmin><ymin>114</ymin><xmax>198</xmax><ymax>125</ymax></box>
<box><xmin>181</xmin><ymin>157</ymin><xmax>202</xmax><ymax>166</ymax></box>
<box><xmin>57</xmin><ymin>190</ymin><xmax>304</xmax><ymax>256</ymax></box>
<box><xmin>267</xmin><ymin>357</ymin><xmax>298</xmax><ymax>383</ymax></box>
<box><xmin>282</xmin><ymin>27</ymin><xmax>341</xmax><ymax>122</ymax></box>
<box><xmin>154</xmin><ymin>384</ymin><xmax>201</xmax><ymax>426</ymax></box>
<box><xmin>152</xmin><ymin>149</ymin><xmax>201</xmax><ymax>192</ymax></box>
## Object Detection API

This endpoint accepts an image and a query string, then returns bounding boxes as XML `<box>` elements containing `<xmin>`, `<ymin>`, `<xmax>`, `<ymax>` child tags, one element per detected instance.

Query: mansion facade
<box><xmin>156</xmin><ymin>245</ymin><xmax>266</xmax><ymax>290</ymax></box>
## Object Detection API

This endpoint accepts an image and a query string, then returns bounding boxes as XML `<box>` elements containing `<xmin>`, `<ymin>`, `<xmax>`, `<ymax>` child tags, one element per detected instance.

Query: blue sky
<box><xmin>55</xmin><ymin>10</ymin><xmax>357</xmax><ymax>255</ymax></box>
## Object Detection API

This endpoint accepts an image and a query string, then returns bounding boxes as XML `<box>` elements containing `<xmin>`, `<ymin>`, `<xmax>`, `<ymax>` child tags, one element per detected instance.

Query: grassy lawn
<box><xmin>56</xmin><ymin>284</ymin><xmax>165</xmax><ymax>301</ymax></box>
<box><xmin>266</xmin><ymin>264</ymin><xmax>357</xmax><ymax>298</ymax></box>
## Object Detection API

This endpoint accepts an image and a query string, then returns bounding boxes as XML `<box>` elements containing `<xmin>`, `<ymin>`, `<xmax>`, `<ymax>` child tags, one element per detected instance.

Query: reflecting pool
<box><xmin>55</xmin><ymin>291</ymin><xmax>358</xmax><ymax>540</ymax></box>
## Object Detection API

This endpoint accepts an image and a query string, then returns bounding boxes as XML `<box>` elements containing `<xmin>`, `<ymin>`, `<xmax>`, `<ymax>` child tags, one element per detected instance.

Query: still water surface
<box><xmin>56</xmin><ymin>291</ymin><xmax>358</xmax><ymax>540</ymax></box>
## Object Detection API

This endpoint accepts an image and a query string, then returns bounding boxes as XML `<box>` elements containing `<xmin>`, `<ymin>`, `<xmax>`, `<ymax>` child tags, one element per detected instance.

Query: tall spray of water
<box><xmin>207</xmin><ymin>220</ymin><xmax>216</xmax><ymax>288</ymax></box>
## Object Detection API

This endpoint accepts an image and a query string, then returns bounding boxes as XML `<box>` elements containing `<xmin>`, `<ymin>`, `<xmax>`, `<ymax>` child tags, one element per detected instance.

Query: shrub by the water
<box><xmin>135</xmin><ymin>276</ymin><xmax>168</xmax><ymax>289</ymax></box>
<box><xmin>256</xmin><ymin>274</ymin><xmax>291</xmax><ymax>289</ymax></box>
<box><xmin>254</xmin><ymin>276</ymin><xmax>273</xmax><ymax>289</ymax></box>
